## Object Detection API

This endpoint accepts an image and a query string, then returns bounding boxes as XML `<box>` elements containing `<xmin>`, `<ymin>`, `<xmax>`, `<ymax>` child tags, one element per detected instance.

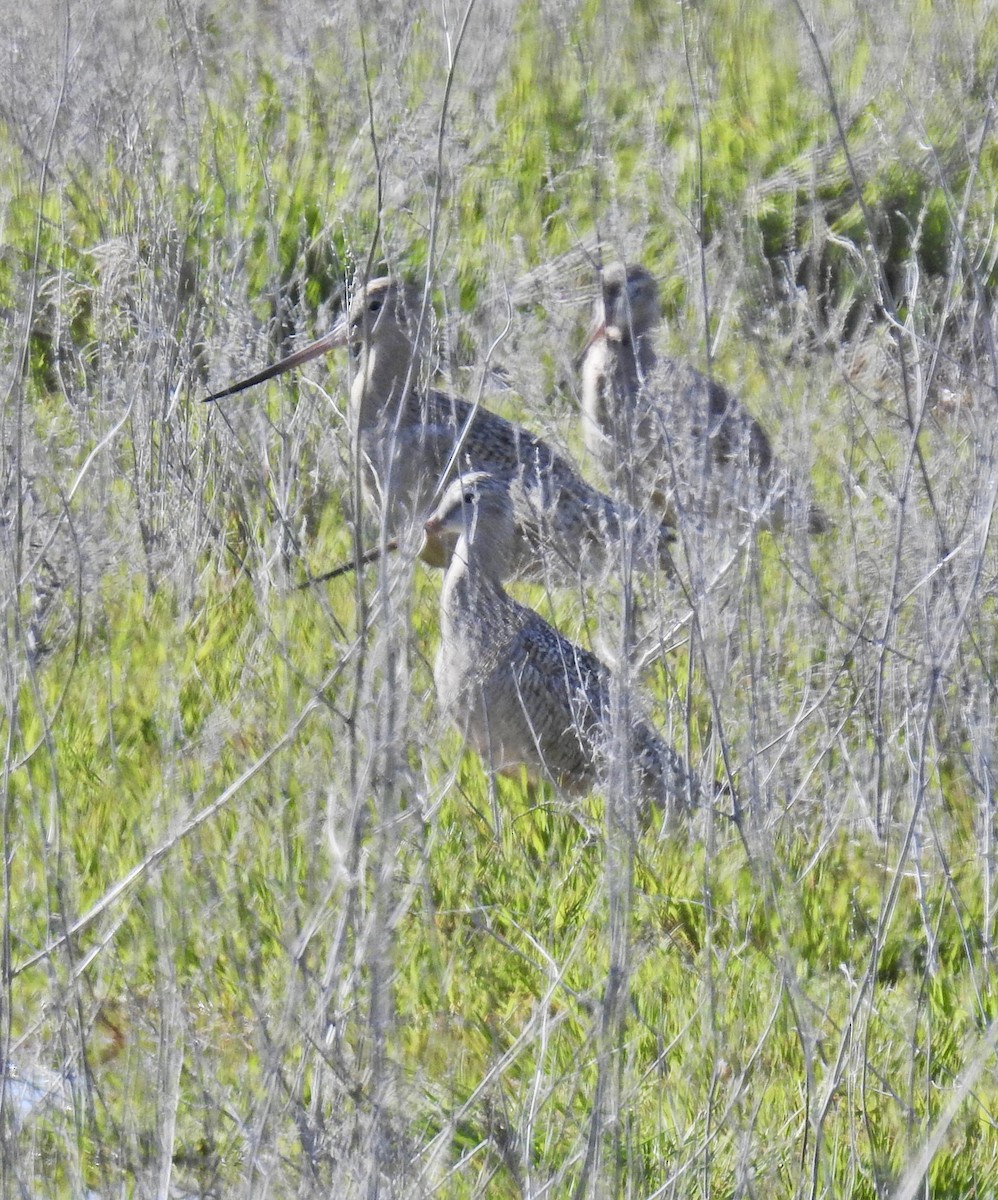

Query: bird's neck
<box><xmin>611</xmin><ymin>330</ymin><xmax>656</xmax><ymax>398</ymax></box>
<box><xmin>351</xmin><ymin>335</ymin><xmax>424</xmax><ymax>433</ymax></box>
<box><xmin>583</xmin><ymin>330</ymin><xmax>657</xmax><ymax>443</ymax></box>
<box><xmin>440</xmin><ymin>534</ymin><xmax>511</xmax><ymax>619</ymax></box>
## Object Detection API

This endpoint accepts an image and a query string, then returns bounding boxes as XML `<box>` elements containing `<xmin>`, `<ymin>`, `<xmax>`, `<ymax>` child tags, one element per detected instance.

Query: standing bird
<box><xmin>206</xmin><ymin>276</ymin><xmax>678</xmax><ymax>582</ymax></box>
<box><xmin>580</xmin><ymin>262</ymin><xmax>830</xmax><ymax>535</ymax></box>
<box><xmin>422</xmin><ymin>471</ymin><xmax>699</xmax><ymax>817</ymax></box>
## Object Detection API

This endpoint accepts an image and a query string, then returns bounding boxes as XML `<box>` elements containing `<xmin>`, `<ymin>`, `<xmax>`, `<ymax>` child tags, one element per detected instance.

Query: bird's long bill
<box><xmin>295</xmin><ymin>538</ymin><xmax>399</xmax><ymax>588</ymax></box>
<box><xmin>203</xmin><ymin>318</ymin><xmax>349</xmax><ymax>402</ymax></box>
<box><xmin>419</xmin><ymin>520</ymin><xmax>453</xmax><ymax>569</ymax></box>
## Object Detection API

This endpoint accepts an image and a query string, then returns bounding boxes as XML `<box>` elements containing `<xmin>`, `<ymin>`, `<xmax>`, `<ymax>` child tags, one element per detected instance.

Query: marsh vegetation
<box><xmin>2</xmin><ymin>0</ymin><xmax>998</xmax><ymax>1195</ymax></box>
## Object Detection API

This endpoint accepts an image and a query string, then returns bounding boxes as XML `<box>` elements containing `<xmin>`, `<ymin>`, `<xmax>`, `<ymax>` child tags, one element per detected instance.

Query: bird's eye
<box><xmin>368</xmin><ymin>297</ymin><xmax>383</xmax><ymax>314</ymax></box>
<box><xmin>462</xmin><ymin>491</ymin><xmax>476</xmax><ymax>505</ymax></box>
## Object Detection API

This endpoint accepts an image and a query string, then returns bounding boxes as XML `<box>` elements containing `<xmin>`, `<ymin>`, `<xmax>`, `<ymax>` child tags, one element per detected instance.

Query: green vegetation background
<box><xmin>2</xmin><ymin>0</ymin><xmax>998</xmax><ymax>1195</ymax></box>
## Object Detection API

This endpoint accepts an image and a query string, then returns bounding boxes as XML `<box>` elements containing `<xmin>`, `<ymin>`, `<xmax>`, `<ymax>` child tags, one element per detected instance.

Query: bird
<box><xmin>579</xmin><ymin>261</ymin><xmax>831</xmax><ymax>535</ymax></box>
<box><xmin>421</xmin><ymin>471</ymin><xmax>700</xmax><ymax>818</ymax></box>
<box><xmin>205</xmin><ymin>275</ymin><xmax>678</xmax><ymax>582</ymax></box>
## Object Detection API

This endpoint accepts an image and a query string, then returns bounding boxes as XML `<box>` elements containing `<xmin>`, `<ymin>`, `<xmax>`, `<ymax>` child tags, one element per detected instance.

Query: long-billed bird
<box><xmin>421</xmin><ymin>471</ymin><xmax>699</xmax><ymax>816</ymax></box>
<box><xmin>580</xmin><ymin>262</ymin><xmax>830</xmax><ymax>535</ymax></box>
<box><xmin>206</xmin><ymin>276</ymin><xmax>678</xmax><ymax>582</ymax></box>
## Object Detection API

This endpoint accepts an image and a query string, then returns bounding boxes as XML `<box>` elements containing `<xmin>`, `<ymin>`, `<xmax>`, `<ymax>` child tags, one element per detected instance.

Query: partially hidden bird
<box><xmin>206</xmin><ymin>276</ymin><xmax>679</xmax><ymax>582</ymax></box>
<box><xmin>421</xmin><ymin>471</ymin><xmax>700</xmax><ymax>817</ymax></box>
<box><xmin>579</xmin><ymin>262</ymin><xmax>831</xmax><ymax>535</ymax></box>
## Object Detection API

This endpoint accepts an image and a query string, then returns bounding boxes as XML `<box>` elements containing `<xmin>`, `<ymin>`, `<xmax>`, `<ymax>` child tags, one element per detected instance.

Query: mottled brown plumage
<box><xmin>423</xmin><ymin>473</ymin><xmax>699</xmax><ymax>815</ymax></box>
<box><xmin>208</xmin><ymin>276</ymin><xmax>678</xmax><ymax>581</ymax></box>
<box><xmin>581</xmin><ymin>262</ymin><xmax>830</xmax><ymax>535</ymax></box>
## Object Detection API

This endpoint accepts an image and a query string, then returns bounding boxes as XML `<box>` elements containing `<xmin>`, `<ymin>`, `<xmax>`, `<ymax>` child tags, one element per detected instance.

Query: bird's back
<box><xmin>437</xmin><ymin>570</ymin><xmax>609</xmax><ymax>790</ymax></box>
<box><xmin>589</xmin><ymin>339</ymin><xmax>829</xmax><ymax>535</ymax></box>
<box><xmin>364</xmin><ymin>384</ymin><xmax>676</xmax><ymax>579</ymax></box>
<box><xmin>437</xmin><ymin>563</ymin><xmax>696</xmax><ymax>811</ymax></box>
<box><xmin>580</xmin><ymin>261</ymin><xmax>829</xmax><ymax>536</ymax></box>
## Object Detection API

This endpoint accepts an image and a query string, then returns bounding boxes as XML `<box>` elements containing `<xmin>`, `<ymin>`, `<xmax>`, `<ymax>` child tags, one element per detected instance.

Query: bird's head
<box><xmin>600</xmin><ymin>262</ymin><xmax>661</xmax><ymax>344</ymax></box>
<box><xmin>332</xmin><ymin>277</ymin><xmax>426</xmax><ymax>358</ymax></box>
<box><xmin>202</xmin><ymin>274</ymin><xmax>429</xmax><ymax>402</ymax></box>
<box><xmin>421</xmin><ymin>472</ymin><xmax>517</xmax><ymax>571</ymax></box>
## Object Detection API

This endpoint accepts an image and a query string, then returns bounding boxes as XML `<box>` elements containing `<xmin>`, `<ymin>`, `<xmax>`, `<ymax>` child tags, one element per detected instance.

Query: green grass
<box><xmin>3</xmin><ymin>0</ymin><xmax>998</xmax><ymax>1195</ymax></box>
